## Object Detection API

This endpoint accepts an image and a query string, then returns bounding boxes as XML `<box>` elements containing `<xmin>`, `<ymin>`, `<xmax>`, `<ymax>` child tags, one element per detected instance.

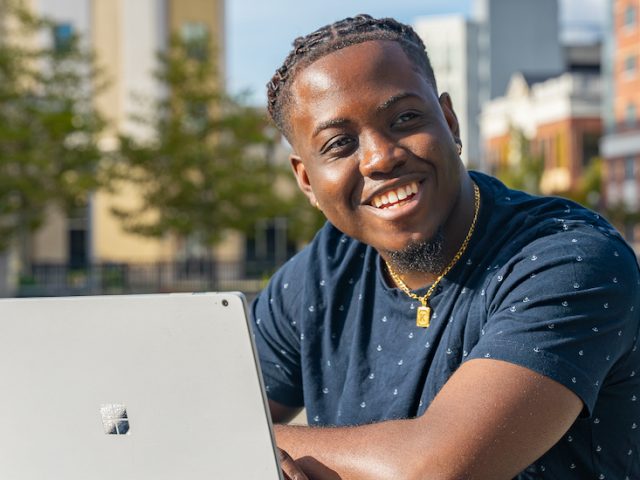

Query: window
<box><xmin>181</xmin><ymin>22</ymin><xmax>208</xmax><ymax>60</ymax></box>
<box><xmin>626</xmin><ymin>103</ymin><xmax>637</xmax><ymax>127</ymax></box>
<box><xmin>53</xmin><ymin>23</ymin><xmax>74</xmax><ymax>53</ymax></box>
<box><xmin>625</xmin><ymin>157</ymin><xmax>636</xmax><ymax>181</ymax></box>
<box><xmin>624</xmin><ymin>55</ymin><xmax>637</xmax><ymax>77</ymax></box>
<box><xmin>245</xmin><ymin>218</ymin><xmax>296</xmax><ymax>272</ymax></box>
<box><xmin>68</xmin><ymin>229</ymin><xmax>87</xmax><ymax>270</ymax></box>
<box><xmin>624</xmin><ymin>4</ymin><xmax>637</xmax><ymax>29</ymax></box>
<box><xmin>68</xmin><ymin>204</ymin><xmax>88</xmax><ymax>270</ymax></box>
<box><xmin>581</xmin><ymin>133</ymin><xmax>600</xmax><ymax>166</ymax></box>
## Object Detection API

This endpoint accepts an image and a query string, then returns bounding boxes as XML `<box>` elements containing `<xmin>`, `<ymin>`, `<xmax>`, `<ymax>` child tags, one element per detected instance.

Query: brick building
<box><xmin>601</xmin><ymin>0</ymin><xmax>640</xmax><ymax>249</ymax></box>
<box><xmin>480</xmin><ymin>45</ymin><xmax>602</xmax><ymax>195</ymax></box>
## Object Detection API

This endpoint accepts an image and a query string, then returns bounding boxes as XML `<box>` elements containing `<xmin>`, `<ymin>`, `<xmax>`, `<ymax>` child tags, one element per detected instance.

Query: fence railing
<box><xmin>17</xmin><ymin>259</ymin><xmax>283</xmax><ymax>301</ymax></box>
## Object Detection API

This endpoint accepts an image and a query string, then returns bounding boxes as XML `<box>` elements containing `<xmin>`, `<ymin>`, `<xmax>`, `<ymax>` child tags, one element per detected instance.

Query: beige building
<box><xmin>92</xmin><ymin>0</ymin><xmax>230</xmax><ymax>265</ymax></box>
<box><xmin>1</xmin><ymin>0</ymin><xmax>229</xmax><ymax>295</ymax></box>
<box><xmin>0</xmin><ymin>0</ymin><xmax>245</xmax><ymax>296</ymax></box>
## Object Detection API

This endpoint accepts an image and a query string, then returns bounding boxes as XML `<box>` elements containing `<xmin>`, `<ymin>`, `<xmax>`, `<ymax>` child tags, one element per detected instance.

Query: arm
<box><xmin>276</xmin><ymin>358</ymin><xmax>582</xmax><ymax>480</ymax></box>
<box><xmin>269</xmin><ymin>399</ymin><xmax>303</xmax><ymax>424</ymax></box>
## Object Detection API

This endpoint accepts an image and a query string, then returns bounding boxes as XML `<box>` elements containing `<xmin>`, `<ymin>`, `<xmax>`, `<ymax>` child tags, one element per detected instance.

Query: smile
<box><xmin>371</xmin><ymin>182</ymin><xmax>419</xmax><ymax>209</ymax></box>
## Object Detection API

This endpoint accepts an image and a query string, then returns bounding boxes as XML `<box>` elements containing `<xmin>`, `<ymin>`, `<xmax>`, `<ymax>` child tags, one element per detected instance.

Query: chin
<box><xmin>384</xmin><ymin>228</ymin><xmax>446</xmax><ymax>275</ymax></box>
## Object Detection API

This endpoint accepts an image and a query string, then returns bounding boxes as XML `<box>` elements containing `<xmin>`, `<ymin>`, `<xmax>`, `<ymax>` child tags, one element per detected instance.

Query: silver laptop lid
<box><xmin>0</xmin><ymin>292</ymin><xmax>282</xmax><ymax>480</ymax></box>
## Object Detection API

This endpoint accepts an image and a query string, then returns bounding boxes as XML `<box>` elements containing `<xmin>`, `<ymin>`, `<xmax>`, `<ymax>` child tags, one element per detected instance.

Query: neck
<box><xmin>383</xmin><ymin>173</ymin><xmax>478</xmax><ymax>291</ymax></box>
<box><xmin>384</xmin><ymin>263</ymin><xmax>438</xmax><ymax>291</ymax></box>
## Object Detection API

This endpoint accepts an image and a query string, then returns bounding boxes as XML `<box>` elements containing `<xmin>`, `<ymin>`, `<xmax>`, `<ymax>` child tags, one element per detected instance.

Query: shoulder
<box><xmin>471</xmin><ymin>170</ymin><xmax>640</xmax><ymax>336</ymax></box>
<box><xmin>472</xmin><ymin>171</ymin><xmax>604</xmax><ymax>226</ymax></box>
<box><xmin>470</xmin><ymin>171</ymin><xmax>635</xmax><ymax>264</ymax></box>
<box><xmin>467</xmin><ymin>180</ymin><xmax>639</xmax><ymax>413</ymax></box>
<box><xmin>252</xmin><ymin>221</ymin><xmax>370</xmax><ymax>312</ymax></box>
<box><xmin>272</xmin><ymin>221</ymin><xmax>368</xmax><ymax>282</ymax></box>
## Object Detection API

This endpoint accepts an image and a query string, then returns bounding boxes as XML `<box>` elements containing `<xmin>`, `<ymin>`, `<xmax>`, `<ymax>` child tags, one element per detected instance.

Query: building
<box><xmin>475</xmin><ymin>0</ymin><xmax>565</xmax><ymax>102</ymax></box>
<box><xmin>600</xmin><ymin>0</ymin><xmax>640</xmax><ymax>249</ymax></box>
<box><xmin>0</xmin><ymin>0</ymin><xmax>228</xmax><ymax>295</ymax></box>
<box><xmin>480</xmin><ymin>44</ymin><xmax>602</xmax><ymax>195</ymax></box>
<box><xmin>415</xmin><ymin>0</ymin><xmax>565</xmax><ymax>171</ymax></box>
<box><xmin>37</xmin><ymin>0</ymin><xmax>225</xmax><ymax>265</ymax></box>
<box><xmin>414</xmin><ymin>16</ymin><xmax>481</xmax><ymax>168</ymax></box>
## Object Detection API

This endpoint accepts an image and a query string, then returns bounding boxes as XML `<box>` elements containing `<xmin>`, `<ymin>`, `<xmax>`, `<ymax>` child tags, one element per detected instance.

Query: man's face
<box><xmin>287</xmin><ymin>40</ymin><xmax>464</xmax><ymax>254</ymax></box>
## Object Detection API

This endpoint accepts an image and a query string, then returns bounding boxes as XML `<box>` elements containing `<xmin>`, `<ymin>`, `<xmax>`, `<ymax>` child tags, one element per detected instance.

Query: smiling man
<box><xmin>252</xmin><ymin>14</ymin><xmax>640</xmax><ymax>480</ymax></box>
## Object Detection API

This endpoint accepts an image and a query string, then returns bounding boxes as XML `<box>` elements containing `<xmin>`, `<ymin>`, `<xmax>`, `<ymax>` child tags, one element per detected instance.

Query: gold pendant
<box><xmin>416</xmin><ymin>305</ymin><xmax>431</xmax><ymax>328</ymax></box>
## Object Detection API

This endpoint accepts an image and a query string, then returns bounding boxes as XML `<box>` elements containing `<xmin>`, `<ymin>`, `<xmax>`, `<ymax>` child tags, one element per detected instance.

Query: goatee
<box><xmin>385</xmin><ymin>229</ymin><xmax>446</xmax><ymax>275</ymax></box>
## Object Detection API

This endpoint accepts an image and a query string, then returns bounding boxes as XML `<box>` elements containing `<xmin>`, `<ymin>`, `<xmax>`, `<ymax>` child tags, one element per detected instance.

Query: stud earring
<box><xmin>456</xmin><ymin>143</ymin><xmax>462</xmax><ymax>156</ymax></box>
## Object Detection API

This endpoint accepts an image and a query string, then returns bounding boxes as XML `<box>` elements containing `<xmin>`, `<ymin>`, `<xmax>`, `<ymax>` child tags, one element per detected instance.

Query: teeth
<box><xmin>371</xmin><ymin>182</ymin><xmax>418</xmax><ymax>208</ymax></box>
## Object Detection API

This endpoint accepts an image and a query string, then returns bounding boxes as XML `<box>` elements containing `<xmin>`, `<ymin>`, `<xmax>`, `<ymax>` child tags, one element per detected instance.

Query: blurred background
<box><xmin>0</xmin><ymin>0</ymin><xmax>636</xmax><ymax>299</ymax></box>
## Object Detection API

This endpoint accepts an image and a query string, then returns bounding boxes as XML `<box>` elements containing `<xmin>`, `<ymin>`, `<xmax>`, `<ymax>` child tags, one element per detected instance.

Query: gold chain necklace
<box><xmin>385</xmin><ymin>182</ymin><xmax>480</xmax><ymax>328</ymax></box>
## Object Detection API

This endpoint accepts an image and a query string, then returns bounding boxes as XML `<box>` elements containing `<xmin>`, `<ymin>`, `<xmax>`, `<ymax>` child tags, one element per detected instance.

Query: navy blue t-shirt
<box><xmin>252</xmin><ymin>172</ymin><xmax>640</xmax><ymax>479</ymax></box>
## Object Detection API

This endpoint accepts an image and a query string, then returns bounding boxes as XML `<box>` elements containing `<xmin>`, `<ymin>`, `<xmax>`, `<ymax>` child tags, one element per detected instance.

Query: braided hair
<box><xmin>266</xmin><ymin>14</ymin><xmax>437</xmax><ymax>138</ymax></box>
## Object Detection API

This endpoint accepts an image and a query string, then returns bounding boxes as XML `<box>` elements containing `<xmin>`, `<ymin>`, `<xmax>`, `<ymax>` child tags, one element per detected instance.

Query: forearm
<box><xmin>275</xmin><ymin>418</ymin><xmax>427</xmax><ymax>480</ymax></box>
<box><xmin>274</xmin><ymin>360</ymin><xmax>583</xmax><ymax>480</ymax></box>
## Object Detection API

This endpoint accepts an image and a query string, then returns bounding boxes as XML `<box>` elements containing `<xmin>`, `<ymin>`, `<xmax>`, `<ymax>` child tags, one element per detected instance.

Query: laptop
<box><xmin>0</xmin><ymin>292</ymin><xmax>283</xmax><ymax>480</ymax></box>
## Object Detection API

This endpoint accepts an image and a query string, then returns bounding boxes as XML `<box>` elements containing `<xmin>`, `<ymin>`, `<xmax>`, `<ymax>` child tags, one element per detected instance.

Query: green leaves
<box><xmin>0</xmin><ymin>1</ymin><xmax>106</xmax><ymax>253</ymax></box>
<box><xmin>0</xmin><ymin>3</ymin><xmax>323</xmax><ymax>264</ymax></box>
<box><xmin>114</xmin><ymin>34</ymin><xmax>295</xmax><ymax>246</ymax></box>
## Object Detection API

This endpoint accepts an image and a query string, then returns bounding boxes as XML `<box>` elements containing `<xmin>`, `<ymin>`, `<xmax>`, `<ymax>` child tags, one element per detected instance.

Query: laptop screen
<box><xmin>0</xmin><ymin>293</ymin><xmax>282</xmax><ymax>480</ymax></box>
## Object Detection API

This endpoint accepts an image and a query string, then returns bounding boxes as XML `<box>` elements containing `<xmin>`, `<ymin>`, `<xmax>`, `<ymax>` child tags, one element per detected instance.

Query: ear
<box><xmin>439</xmin><ymin>92</ymin><xmax>462</xmax><ymax>149</ymax></box>
<box><xmin>290</xmin><ymin>153</ymin><xmax>318</xmax><ymax>207</ymax></box>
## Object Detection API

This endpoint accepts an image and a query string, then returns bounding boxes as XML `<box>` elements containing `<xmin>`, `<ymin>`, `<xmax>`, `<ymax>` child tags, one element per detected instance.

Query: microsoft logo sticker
<box><xmin>100</xmin><ymin>404</ymin><xmax>130</xmax><ymax>435</ymax></box>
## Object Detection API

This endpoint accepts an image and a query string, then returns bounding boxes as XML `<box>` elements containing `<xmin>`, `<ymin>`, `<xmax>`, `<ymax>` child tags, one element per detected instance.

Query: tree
<box><xmin>0</xmin><ymin>1</ymin><xmax>106</xmax><ymax>268</ymax></box>
<box><xmin>494</xmin><ymin>128</ymin><xmax>544</xmax><ymax>195</ymax></box>
<box><xmin>558</xmin><ymin>157</ymin><xmax>602</xmax><ymax>211</ymax></box>
<box><xmin>112</xmin><ymin>33</ymin><xmax>302</xmax><ymax>252</ymax></box>
<box><xmin>495</xmin><ymin>128</ymin><xmax>634</xmax><ymax>236</ymax></box>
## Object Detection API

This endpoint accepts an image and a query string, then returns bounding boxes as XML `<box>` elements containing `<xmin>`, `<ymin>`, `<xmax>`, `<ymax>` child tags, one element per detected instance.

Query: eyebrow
<box><xmin>312</xmin><ymin>118</ymin><xmax>349</xmax><ymax>138</ymax></box>
<box><xmin>310</xmin><ymin>92</ymin><xmax>422</xmax><ymax>138</ymax></box>
<box><xmin>376</xmin><ymin>92</ymin><xmax>421</xmax><ymax>112</ymax></box>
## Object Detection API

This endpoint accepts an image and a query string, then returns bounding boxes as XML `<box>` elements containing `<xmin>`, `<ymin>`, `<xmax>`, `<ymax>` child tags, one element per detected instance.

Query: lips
<box><xmin>370</xmin><ymin>181</ymin><xmax>419</xmax><ymax>209</ymax></box>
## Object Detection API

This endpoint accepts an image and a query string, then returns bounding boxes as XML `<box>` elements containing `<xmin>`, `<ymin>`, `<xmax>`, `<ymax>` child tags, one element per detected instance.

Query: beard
<box><xmin>385</xmin><ymin>228</ymin><xmax>446</xmax><ymax>275</ymax></box>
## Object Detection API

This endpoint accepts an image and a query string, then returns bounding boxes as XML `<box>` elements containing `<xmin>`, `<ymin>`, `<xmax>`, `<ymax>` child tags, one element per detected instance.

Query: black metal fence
<box><xmin>17</xmin><ymin>259</ymin><xmax>282</xmax><ymax>301</ymax></box>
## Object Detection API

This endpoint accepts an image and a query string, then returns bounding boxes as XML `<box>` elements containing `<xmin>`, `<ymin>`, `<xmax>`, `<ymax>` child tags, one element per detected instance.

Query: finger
<box><xmin>278</xmin><ymin>448</ymin><xmax>309</xmax><ymax>480</ymax></box>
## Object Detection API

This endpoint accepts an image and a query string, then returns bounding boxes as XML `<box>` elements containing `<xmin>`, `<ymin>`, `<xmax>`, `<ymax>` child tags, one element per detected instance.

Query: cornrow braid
<box><xmin>266</xmin><ymin>14</ymin><xmax>437</xmax><ymax>137</ymax></box>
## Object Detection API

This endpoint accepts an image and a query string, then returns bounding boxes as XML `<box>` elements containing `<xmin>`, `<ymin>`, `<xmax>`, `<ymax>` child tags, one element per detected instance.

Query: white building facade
<box><xmin>481</xmin><ymin>70</ymin><xmax>602</xmax><ymax>194</ymax></box>
<box><xmin>415</xmin><ymin>0</ymin><xmax>566</xmax><ymax>172</ymax></box>
<box><xmin>414</xmin><ymin>16</ymin><xmax>480</xmax><ymax>168</ymax></box>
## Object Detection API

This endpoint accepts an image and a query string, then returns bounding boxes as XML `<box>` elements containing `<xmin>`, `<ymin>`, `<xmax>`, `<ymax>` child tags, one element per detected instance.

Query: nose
<box><xmin>358</xmin><ymin>131</ymin><xmax>406</xmax><ymax>178</ymax></box>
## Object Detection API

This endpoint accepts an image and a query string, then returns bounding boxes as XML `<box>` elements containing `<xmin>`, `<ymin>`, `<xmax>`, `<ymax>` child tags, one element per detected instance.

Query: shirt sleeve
<box><xmin>250</xmin><ymin>261</ymin><xmax>305</xmax><ymax>408</ymax></box>
<box><xmin>467</xmin><ymin>224</ymin><xmax>640</xmax><ymax>416</ymax></box>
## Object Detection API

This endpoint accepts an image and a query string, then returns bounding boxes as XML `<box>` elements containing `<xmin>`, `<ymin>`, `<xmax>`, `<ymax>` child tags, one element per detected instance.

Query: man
<box><xmin>253</xmin><ymin>14</ymin><xmax>640</xmax><ymax>479</ymax></box>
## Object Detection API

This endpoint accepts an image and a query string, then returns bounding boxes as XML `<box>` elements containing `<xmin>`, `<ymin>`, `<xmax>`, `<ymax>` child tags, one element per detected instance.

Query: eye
<box><xmin>393</xmin><ymin>111</ymin><xmax>421</xmax><ymax>126</ymax></box>
<box><xmin>322</xmin><ymin>135</ymin><xmax>355</xmax><ymax>154</ymax></box>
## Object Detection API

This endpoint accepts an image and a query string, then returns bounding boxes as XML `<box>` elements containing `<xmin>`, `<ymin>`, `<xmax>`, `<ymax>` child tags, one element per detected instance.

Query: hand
<box><xmin>278</xmin><ymin>447</ymin><xmax>310</xmax><ymax>480</ymax></box>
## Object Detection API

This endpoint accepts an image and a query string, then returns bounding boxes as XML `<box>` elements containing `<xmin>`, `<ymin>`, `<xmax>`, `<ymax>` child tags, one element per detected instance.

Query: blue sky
<box><xmin>226</xmin><ymin>0</ymin><xmax>607</xmax><ymax>105</ymax></box>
